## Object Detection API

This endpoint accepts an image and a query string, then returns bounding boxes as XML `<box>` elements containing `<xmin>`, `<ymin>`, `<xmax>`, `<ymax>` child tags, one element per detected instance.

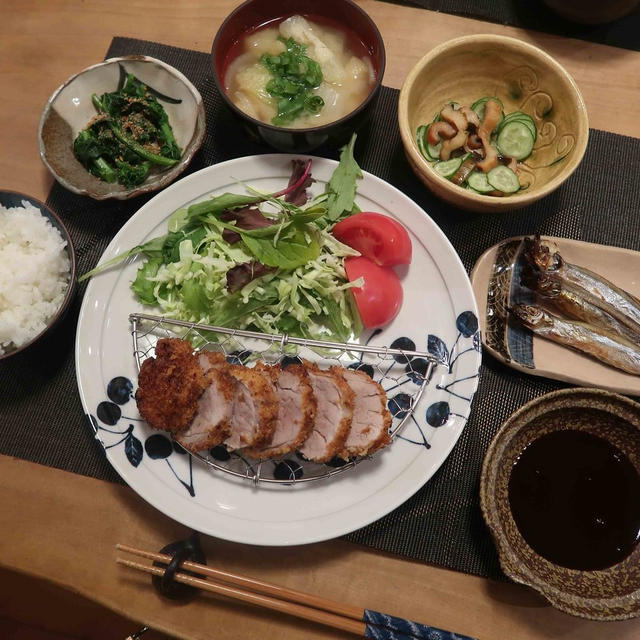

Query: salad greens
<box><xmin>326</xmin><ymin>135</ymin><xmax>363</xmax><ymax>221</ymax></box>
<box><xmin>73</xmin><ymin>68</ymin><xmax>181</xmax><ymax>188</ymax></box>
<box><xmin>80</xmin><ymin>134</ymin><xmax>366</xmax><ymax>342</ymax></box>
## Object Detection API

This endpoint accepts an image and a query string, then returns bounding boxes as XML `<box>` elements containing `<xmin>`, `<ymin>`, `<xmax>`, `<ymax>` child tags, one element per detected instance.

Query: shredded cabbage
<box><xmin>134</xmin><ymin>216</ymin><xmax>362</xmax><ymax>342</ymax></box>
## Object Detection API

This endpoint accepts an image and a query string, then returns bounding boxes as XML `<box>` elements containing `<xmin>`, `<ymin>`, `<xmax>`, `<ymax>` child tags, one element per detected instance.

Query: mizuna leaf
<box><xmin>326</xmin><ymin>133</ymin><xmax>362</xmax><ymax>221</ymax></box>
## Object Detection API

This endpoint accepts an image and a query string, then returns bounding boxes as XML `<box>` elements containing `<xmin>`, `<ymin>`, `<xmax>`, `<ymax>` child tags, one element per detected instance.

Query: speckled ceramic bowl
<box><xmin>480</xmin><ymin>388</ymin><xmax>640</xmax><ymax>620</ymax></box>
<box><xmin>0</xmin><ymin>191</ymin><xmax>76</xmax><ymax>360</ymax></box>
<box><xmin>398</xmin><ymin>34</ymin><xmax>589</xmax><ymax>213</ymax></box>
<box><xmin>38</xmin><ymin>55</ymin><xmax>206</xmax><ymax>200</ymax></box>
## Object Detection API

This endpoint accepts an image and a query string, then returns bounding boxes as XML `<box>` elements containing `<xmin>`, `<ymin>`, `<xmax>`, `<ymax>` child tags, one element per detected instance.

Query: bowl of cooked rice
<box><xmin>0</xmin><ymin>191</ymin><xmax>76</xmax><ymax>359</ymax></box>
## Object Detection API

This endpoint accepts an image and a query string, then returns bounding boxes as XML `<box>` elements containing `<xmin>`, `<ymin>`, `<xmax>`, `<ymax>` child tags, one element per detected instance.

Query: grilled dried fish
<box><xmin>520</xmin><ymin>268</ymin><xmax>640</xmax><ymax>346</ymax></box>
<box><xmin>510</xmin><ymin>304</ymin><xmax>640</xmax><ymax>375</ymax></box>
<box><xmin>523</xmin><ymin>236</ymin><xmax>640</xmax><ymax>335</ymax></box>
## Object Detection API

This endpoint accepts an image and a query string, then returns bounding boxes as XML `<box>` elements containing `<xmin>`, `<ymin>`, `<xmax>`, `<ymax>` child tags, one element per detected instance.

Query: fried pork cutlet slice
<box><xmin>135</xmin><ymin>338</ymin><xmax>208</xmax><ymax>433</ymax></box>
<box><xmin>198</xmin><ymin>350</ymin><xmax>227</xmax><ymax>373</ymax></box>
<box><xmin>244</xmin><ymin>362</ymin><xmax>316</xmax><ymax>460</ymax></box>
<box><xmin>298</xmin><ymin>362</ymin><xmax>354</xmax><ymax>463</ymax></box>
<box><xmin>339</xmin><ymin>368</ymin><xmax>391</xmax><ymax>459</ymax></box>
<box><xmin>191</xmin><ymin>350</ymin><xmax>279</xmax><ymax>452</ymax></box>
<box><xmin>175</xmin><ymin>366</ymin><xmax>235</xmax><ymax>453</ymax></box>
<box><xmin>224</xmin><ymin>364</ymin><xmax>278</xmax><ymax>451</ymax></box>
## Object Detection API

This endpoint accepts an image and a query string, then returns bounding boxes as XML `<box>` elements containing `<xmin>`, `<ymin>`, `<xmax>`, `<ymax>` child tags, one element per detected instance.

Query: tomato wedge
<box><xmin>332</xmin><ymin>212</ymin><xmax>412</xmax><ymax>266</ymax></box>
<box><xmin>344</xmin><ymin>256</ymin><xmax>403</xmax><ymax>329</ymax></box>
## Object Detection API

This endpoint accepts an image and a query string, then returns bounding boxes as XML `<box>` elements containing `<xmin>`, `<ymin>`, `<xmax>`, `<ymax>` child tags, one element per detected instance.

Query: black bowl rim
<box><xmin>211</xmin><ymin>0</ymin><xmax>386</xmax><ymax>136</ymax></box>
<box><xmin>0</xmin><ymin>190</ymin><xmax>77</xmax><ymax>360</ymax></box>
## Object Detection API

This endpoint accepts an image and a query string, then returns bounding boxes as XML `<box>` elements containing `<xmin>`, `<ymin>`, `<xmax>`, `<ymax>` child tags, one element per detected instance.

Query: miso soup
<box><xmin>223</xmin><ymin>14</ymin><xmax>376</xmax><ymax>129</ymax></box>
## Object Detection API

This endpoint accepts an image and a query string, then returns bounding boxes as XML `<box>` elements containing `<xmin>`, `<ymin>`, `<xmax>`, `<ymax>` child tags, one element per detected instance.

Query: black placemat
<box><xmin>392</xmin><ymin>0</ymin><xmax>640</xmax><ymax>51</ymax></box>
<box><xmin>2</xmin><ymin>37</ymin><xmax>640</xmax><ymax>581</ymax></box>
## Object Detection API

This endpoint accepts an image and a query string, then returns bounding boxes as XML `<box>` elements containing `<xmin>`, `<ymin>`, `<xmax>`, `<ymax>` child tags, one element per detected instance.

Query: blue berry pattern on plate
<box><xmin>89</xmin><ymin>377</ymin><xmax>195</xmax><ymax>494</ymax></box>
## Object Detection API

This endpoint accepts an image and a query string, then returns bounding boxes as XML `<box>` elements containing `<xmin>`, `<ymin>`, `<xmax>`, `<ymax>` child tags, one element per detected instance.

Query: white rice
<box><xmin>0</xmin><ymin>200</ymin><xmax>71</xmax><ymax>354</ymax></box>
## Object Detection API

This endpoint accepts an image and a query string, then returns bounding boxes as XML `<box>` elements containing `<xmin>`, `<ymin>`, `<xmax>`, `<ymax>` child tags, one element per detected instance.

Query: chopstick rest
<box><xmin>117</xmin><ymin>538</ymin><xmax>478</xmax><ymax>639</ymax></box>
<box><xmin>150</xmin><ymin>532</ymin><xmax>206</xmax><ymax>600</ymax></box>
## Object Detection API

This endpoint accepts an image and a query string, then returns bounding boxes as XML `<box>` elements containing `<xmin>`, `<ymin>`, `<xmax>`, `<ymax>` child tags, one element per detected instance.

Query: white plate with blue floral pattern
<box><xmin>75</xmin><ymin>154</ymin><xmax>481</xmax><ymax>546</ymax></box>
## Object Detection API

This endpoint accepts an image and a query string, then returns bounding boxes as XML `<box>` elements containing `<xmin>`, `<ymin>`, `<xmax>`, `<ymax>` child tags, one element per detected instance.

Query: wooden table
<box><xmin>1</xmin><ymin>1</ymin><xmax>639</xmax><ymax>638</ymax></box>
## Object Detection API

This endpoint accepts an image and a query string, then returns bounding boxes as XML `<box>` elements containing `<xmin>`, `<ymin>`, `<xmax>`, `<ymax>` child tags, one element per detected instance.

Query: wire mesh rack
<box><xmin>130</xmin><ymin>313</ymin><xmax>437</xmax><ymax>485</ymax></box>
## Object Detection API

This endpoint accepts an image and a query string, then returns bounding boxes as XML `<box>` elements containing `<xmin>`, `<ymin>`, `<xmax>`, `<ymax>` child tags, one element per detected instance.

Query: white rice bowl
<box><xmin>0</xmin><ymin>200</ymin><xmax>71</xmax><ymax>354</ymax></box>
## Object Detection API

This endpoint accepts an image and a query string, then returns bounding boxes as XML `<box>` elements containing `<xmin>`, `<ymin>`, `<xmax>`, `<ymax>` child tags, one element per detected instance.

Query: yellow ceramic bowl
<box><xmin>398</xmin><ymin>34</ymin><xmax>589</xmax><ymax>213</ymax></box>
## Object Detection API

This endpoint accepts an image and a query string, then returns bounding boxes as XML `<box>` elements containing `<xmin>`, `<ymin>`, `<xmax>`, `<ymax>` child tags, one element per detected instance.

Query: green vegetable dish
<box><xmin>73</xmin><ymin>67</ymin><xmax>181</xmax><ymax>188</ymax></box>
<box><xmin>80</xmin><ymin>135</ymin><xmax>365</xmax><ymax>343</ymax></box>
<box><xmin>416</xmin><ymin>97</ymin><xmax>537</xmax><ymax>196</ymax></box>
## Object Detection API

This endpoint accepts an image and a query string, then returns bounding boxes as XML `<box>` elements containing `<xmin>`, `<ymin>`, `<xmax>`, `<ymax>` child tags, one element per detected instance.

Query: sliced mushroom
<box><xmin>464</xmin><ymin>133</ymin><xmax>483</xmax><ymax>152</ymax></box>
<box><xmin>450</xmin><ymin>157</ymin><xmax>476</xmax><ymax>185</ymax></box>
<box><xmin>440</xmin><ymin>104</ymin><xmax>467</xmax><ymax>132</ymax></box>
<box><xmin>460</xmin><ymin>106</ymin><xmax>480</xmax><ymax>129</ymax></box>
<box><xmin>476</xmin><ymin>144</ymin><xmax>498</xmax><ymax>172</ymax></box>
<box><xmin>476</xmin><ymin>99</ymin><xmax>502</xmax><ymax>172</ymax></box>
<box><xmin>477</xmin><ymin>99</ymin><xmax>502</xmax><ymax>139</ymax></box>
<box><xmin>441</xmin><ymin>130</ymin><xmax>468</xmax><ymax>161</ymax></box>
<box><xmin>439</xmin><ymin>104</ymin><xmax>470</xmax><ymax>161</ymax></box>
<box><xmin>425</xmin><ymin>121</ymin><xmax>457</xmax><ymax>145</ymax></box>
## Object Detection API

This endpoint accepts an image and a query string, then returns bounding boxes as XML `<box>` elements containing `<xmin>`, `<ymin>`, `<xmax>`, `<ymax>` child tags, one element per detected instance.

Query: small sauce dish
<box><xmin>480</xmin><ymin>387</ymin><xmax>640</xmax><ymax>620</ymax></box>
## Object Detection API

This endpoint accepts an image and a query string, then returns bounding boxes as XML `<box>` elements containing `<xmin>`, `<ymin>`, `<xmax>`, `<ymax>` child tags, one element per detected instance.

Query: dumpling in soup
<box><xmin>226</xmin><ymin>55</ymin><xmax>276</xmax><ymax>122</ymax></box>
<box><xmin>243</xmin><ymin>26</ymin><xmax>286</xmax><ymax>57</ymax></box>
<box><xmin>223</xmin><ymin>14</ymin><xmax>376</xmax><ymax>128</ymax></box>
<box><xmin>278</xmin><ymin>15</ymin><xmax>344</xmax><ymax>84</ymax></box>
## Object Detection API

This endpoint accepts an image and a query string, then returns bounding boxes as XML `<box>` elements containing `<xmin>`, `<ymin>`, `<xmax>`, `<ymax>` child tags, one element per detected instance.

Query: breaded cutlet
<box><xmin>135</xmin><ymin>338</ymin><xmax>209</xmax><ymax>433</ymax></box>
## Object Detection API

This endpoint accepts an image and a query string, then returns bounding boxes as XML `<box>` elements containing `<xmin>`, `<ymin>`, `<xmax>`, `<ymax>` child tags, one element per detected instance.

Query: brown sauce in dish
<box><xmin>508</xmin><ymin>429</ymin><xmax>640</xmax><ymax>570</ymax></box>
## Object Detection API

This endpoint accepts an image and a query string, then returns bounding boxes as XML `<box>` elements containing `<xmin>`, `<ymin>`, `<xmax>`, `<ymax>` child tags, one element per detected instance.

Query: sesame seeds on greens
<box><xmin>73</xmin><ymin>68</ymin><xmax>181</xmax><ymax>188</ymax></box>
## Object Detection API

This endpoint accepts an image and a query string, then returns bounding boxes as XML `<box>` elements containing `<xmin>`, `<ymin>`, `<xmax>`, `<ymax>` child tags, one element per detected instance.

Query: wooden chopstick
<box><xmin>116</xmin><ymin>556</ymin><xmax>365</xmax><ymax>636</ymax></box>
<box><xmin>116</xmin><ymin>543</ymin><xmax>478</xmax><ymax>639</ymax></box>
<box><xmin>116</xmin><ymin>543</ymin><xmax>362</xmax><ymax>621</ymax></box>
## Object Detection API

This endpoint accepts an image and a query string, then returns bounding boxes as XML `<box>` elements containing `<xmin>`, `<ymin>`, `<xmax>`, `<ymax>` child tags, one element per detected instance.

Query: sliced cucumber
<box><xmin>415</xmin><ymin>125</ymin><xmax>429</xmax><ymax>160</ymax></box>
<box><xmin>499</xmin><ymin>113</ymin><xmax>536</xmax><ymax>138</ymax></box>
<box><xmin>487</xmin><ymin>165</ymin><xmax>521</xmax><ymax>194</ymax></box>
<box><xmin>501</xmin><ymin>110</ymin><xmax>528</xmax><ymax>119</ymax></box>
<box><xmin>508</xmin><ymin>119</ymin><xmax>536</xmax><ymax>139</ymax></box>
<box><xmin>426</xmin><ymin>142</ymin><xmax>442</xmax><ymax>160</ymax></box>
<box><xmin>433</xmin><ymin>156</ymin><xmax>465</xmax><ymax>178</ymax></box>
<box><xmin>416</xmin><ymin>125</ymin><xmax>443</xmax><ymax>161</ymax></box>
<box><xmin>496</xmin><ymin>121</ymin><xmax>535</xmax><ymax>160</ymax></box>
<box><xmin>466</xmin><ymin>171</ymin><xmax>494</xmax><ymax>193</ymax></box>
